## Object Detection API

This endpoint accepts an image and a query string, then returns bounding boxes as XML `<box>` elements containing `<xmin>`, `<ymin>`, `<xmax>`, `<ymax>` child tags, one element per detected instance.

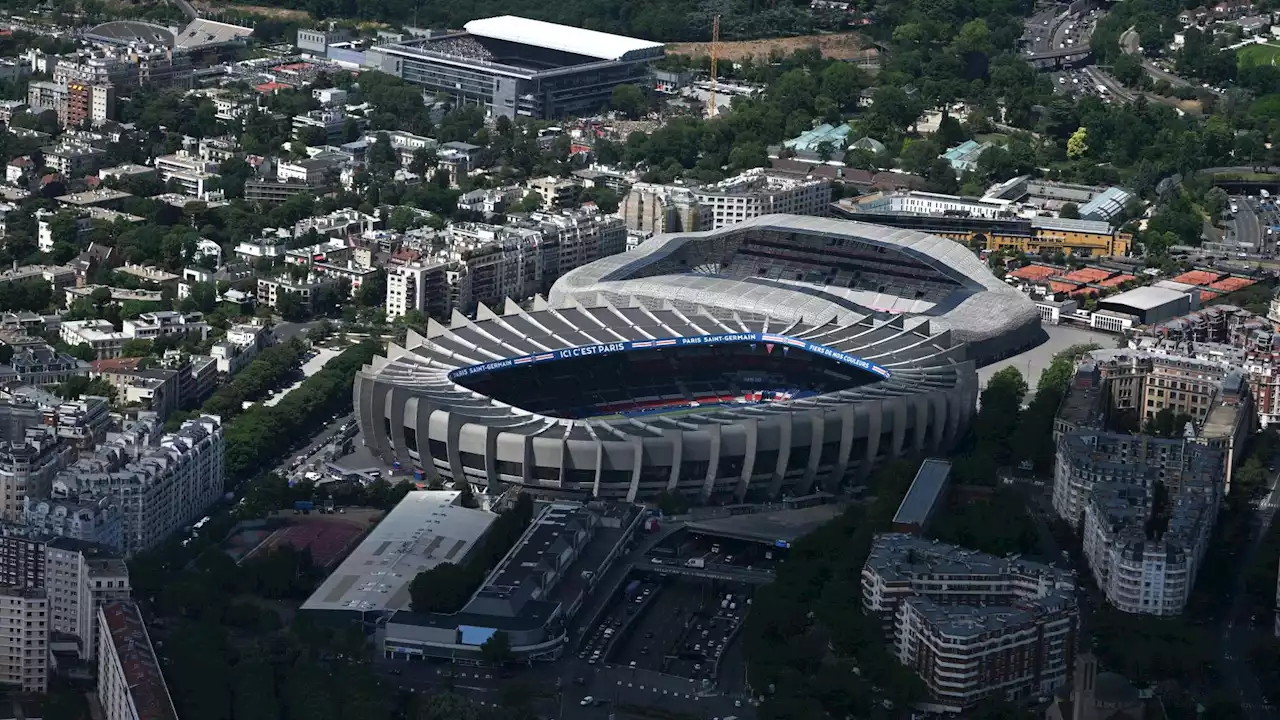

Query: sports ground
<box><xmin>1237</xmin><ymin>42</ymin><xmax>1280</xmax><ymax>67</ymax></box>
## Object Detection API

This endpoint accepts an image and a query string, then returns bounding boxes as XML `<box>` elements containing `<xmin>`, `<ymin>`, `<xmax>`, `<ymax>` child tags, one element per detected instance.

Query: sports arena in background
<box><xmin>355</xmin><ymin>215</ymin><xmax>1041</xmax><ymax>502</ymax></box>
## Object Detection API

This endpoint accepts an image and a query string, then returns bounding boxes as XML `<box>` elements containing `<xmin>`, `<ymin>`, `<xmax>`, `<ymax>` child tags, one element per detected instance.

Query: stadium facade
<box><xmin>355</xmin><ymin>215</ymin><xmax>1040</xmax><ymax>502</ymax></box>
<box><xmin>373</xmin><ymin>16</ymin><xmax>663</xmax><ymax>119</ymax></box>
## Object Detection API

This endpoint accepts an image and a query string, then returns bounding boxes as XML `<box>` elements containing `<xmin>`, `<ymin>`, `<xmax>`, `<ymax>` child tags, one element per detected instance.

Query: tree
<box><xmin>1060</xmin><ymin>202</ymin><xmax>1081</xmax><ymax>219</ymax></box>
<box><xmin>816</xmin><ymin>140</ymin><xmax>835</xmax><ymax>163</ymax></box>
<box><xmin>121</xmin><ymin>338</ymin><xmax>154</xmax><ymax>357</ymax></box>
<box><xmin>610</xmin><ymin>84</ymin><xmax>647</xmax><ymax>120</ymax></box>
<box><xmin>1067</xmin><ymin>127</ymin><xmax>1089</xmax><ymax>159</ymax></box>
<box><xmin>480</xmin><ymin>631</ymin><xmax>512</xmax><ymax>667</ymax></box>
<box><xmin>1205</xmin><ymin>187</ymin><xmax>1230</xmax><ymax>221</ymax></box>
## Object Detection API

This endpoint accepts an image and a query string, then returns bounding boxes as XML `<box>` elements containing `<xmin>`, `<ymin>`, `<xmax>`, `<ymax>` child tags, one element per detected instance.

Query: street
<box><xmin>1219</xmin><ymin>462</ymin><xmax>1279</xmax><ymax>720</ymax></box>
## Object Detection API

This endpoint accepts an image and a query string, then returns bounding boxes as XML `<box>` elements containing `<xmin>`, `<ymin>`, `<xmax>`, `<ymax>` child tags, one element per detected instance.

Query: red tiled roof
<box><xmin>1171</xmin><ymin>270</ymin><xmax>1221</xmax><ymax>286</ymax></box>
<box><xmin>1097</xmin><ymin>274</ymin><xmax>1137</xmax><ymax>288</ymax></box>
<box><xmin>1009</xmin><ymin>264</ymin><xmax>1058</xmax><ymax>281</ymax></box>
<box><xmin>101</xmin><ymin>602</ymin><xmax>177</xmax><ymax>720</ymax></box>
<box><xmin>90</xmin><ymin>357</ymin><xmax>142</xmax><ymax>373</ymax></box>
<box><xmin>1208</xmin><ymin>276</ymin><xmax>1255</xmax><ymax>292</ymax></box>
<box><xmin>1062</xmin><ymin>267</ymin><xmax>1114</xmax><ymax>283</ymax></box>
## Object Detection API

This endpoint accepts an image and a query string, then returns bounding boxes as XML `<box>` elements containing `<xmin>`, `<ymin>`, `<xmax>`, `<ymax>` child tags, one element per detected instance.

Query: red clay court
<box><xmin>253</xmin><ymin>518</ymin><xmax>367</xmax><ymax>569</ymax></box>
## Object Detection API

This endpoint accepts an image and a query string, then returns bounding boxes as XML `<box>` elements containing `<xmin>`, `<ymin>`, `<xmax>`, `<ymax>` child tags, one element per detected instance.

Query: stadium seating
<box><xmin>457</xmin><ymin>342</ymin><xmax>876</xmax><ymax>419</ymax></box>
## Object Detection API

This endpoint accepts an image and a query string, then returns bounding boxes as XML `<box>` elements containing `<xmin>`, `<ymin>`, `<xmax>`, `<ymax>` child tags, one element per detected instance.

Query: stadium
<box><xmin>86</xmin><ymin>18</ymin><xmax>252</xmax><ymax>50</ymax></box>
<box><xmin>355</xmin><ymin>215</ymin><xmax>1041</xmax><ymax>503</ymax></box>
<box><xmin>373</xmin><ymin>15</ymin><xmax>664</xmax><ymax>119</ymax></box>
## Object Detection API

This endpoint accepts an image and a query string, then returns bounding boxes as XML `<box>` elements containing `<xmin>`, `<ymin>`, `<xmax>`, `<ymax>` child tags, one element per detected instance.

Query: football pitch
<box><xmin>1237</xmin><ymin>42</ymin><xmax>1280</xmax><ymax>68</ymax></box>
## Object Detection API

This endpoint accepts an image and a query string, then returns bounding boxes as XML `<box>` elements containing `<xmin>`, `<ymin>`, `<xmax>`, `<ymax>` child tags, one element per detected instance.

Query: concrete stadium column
<box><xmin>665</xmin><ymin>430</ymin><xmax>683</xmax><ymax>494</ymax></box>
<box><xmin>767</xmin><ymin>416</ymin><xmax>792</xmax><ymax>498</ymax></box>
<box><xmin>387</xmin><ymin>388</ymin><xmax>410</xmax><ymax>462</ymax></box>
<box><xmin>799</xmin><ymin>416</ymin><xmax>825</xmax><ymax>496</ymax></box>
<box><xmin>701</xmin><ymin>425</ymin><xmax>721</xmax><ymax>502</ymax></box>
<box><xmin>522</xmin><ymin>434</ymin><xmax>535</xmax><ymax>490</ymax></box>
<box><xmin>864</xmin><ymin>401</ymin><xmax>884</xmax><ymax>464</ymax></box>
<box><xmin>736</xmin><ymin>419</ymin><xmax>758</xmax><ymax>502</ymax></box>
<box><xmin>911</xmin><ymin>396</ymin><xmax>929</xmax><ymax>453</ymax></box>
<box><xmin>483</xmin><ymin>425</ymin><xmax>502</xmax><ymax>489</ymax></box>
<box><xmin>626</xmin><ymin>436</ymin><xmax>643</xmax><ymax>503</ymax></box>
<box><xmin>415</xmin><ymin>398</ymin><xmax>441</xmax><ymax>486</ymax></box>
<box><xmin>831</xmin><ymin>404</ymin><xmax>856</xmax><ymax>491</ymax></box>
<box><xmin>446</xmin><ymin>413</ymin><xmax>468</xmax><ymax>483</ymax></box>
<box><xmin>928</xmin><ymin>394</ymin><xmax>947</xmax><ymax>451</ymax></box>
<box><xmin>889</xmin><ymin>398</ymin><xmax>909</xmax><ymax>458</ymax></box>
<box><xmin>592</xmin><ymin>439</ymin><xmax>604</xmax><ymax>499</ymax></box>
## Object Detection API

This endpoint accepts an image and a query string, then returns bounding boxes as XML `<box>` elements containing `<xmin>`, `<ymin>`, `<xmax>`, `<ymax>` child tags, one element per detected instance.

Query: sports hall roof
<box><xmin>462</xmin><ymin>16</ymin><xmax>664</xmax><ymax>61</ymax></box>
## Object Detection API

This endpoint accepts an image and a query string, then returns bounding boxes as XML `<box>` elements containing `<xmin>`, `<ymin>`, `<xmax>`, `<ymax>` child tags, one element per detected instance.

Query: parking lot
<box><xmin>579</xmin><ymin>570</ymin><xmax>753</xmax><ymax>687</ymax></box>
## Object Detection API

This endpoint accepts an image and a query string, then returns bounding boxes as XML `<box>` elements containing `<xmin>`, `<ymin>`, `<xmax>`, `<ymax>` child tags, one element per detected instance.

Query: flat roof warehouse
<box><xmin>300</xmin><ymin>490</ymin><xmax>497</xmax><ymax>615</ymax></box>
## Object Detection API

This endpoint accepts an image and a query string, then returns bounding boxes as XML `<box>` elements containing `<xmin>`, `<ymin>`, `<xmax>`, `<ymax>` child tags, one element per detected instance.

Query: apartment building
<box><xmin>43</xmin><ymin>142</ymin><xmax>106</xmax><ymax>177</ymax></box>
<box><xmin>0</xmin><ymin>587</ymin><xmax>47</xmax><ymax>693</ymax></box>
<box><xmin>386</xmin><ymin>261</ymin><xmax>448</xmax><ymax>321</ymax></box>
<box><xmin>619</xmin><ymin>183</ymin><xmax>711</xmax><ymax>235</ymax></box>
<box><xmin>529</xmin><ymin>206</ymin><xmax>627</xmax><ymax>276</ymax></box>
<box><xmin>46</xmin><ymin>415</ymin><xmax>223</xmax><ymax>554</ymax></box>
<box><xmin>256</xmin><ymin>273</ymin><xmax>342</xmax><ymax>310</ymax></box>
<box><xmin>44</xmin><ymin>538</ymin><xmax>129</xmax><ymax>661</ymax></box>
<box><xmin>694</xmin><ymin>169</ymin><xmax>831</xmax><ymax>229</ymax></box>
<box><xmin>292</xmin><ymin>108</ymin><xmax>358</xmax><ymax>144</ymax></box>
<box><xmin>448</xmin><ymin>224</ymin><xmax>551</xmax><ymax>314</ymax></box>
<box><xmin>292</xmin><ymin>209</ymin><xmax>378</xmax><ymax>240</ymax></box>
<box><xmin>54</xmin><ymin>45</ymin><xmax>191</xmax><ymax>91</ymax></box>
<box><xmin>65</xmin><ymin>83</ymin><xmax>114</xmax><ymax>128</ymax></box>
<box><xmin>0</xmin><ymin>344</ymin><xmax>89</xmax><ymax>386</ymax></box>
<box><xmin>0</xmin><ymin>538</ymin><xmax>45</xmax><ymax>590</ymax></box>
<box><xmin>60</xmin><ymin>319</ymin><xmax>127</xmax><ymax>359</ymax></box>
<box><xmin>0</xmin><ymin>427</ymin><xmax>75</xmax><ymax>521</ymax></box>
<box><xmin>153</xmin><ymin>150</ymin><xmax>220</xmax><ymax>198</ymax></box>
<box><xmin>123</xmin><ymin>311</ymin><xmax>209</xmax><ymax>343</ymax></box>
<box><xmin>1082</xmin><ymin>480</ymin><xmax>1215</xmax><ymax>616</ymax></box>
<box><xmin>22</xmin><ymin>495</ymin><xmax>123</xmax><ymax>550</ymax></box>
<box><xmin>97</xmin><ymin>602</ymin><xmax>177</xmax><ymax>720</ymax></box>
<box><xmin>862</xmin><ymin>534</ymin><xmax>1077</xmax><ymax>710</ymax></box>
<box><xmin>209</xmin><ymin>322</ymin><xmax>270</xmax><ymax>376</ymax></box>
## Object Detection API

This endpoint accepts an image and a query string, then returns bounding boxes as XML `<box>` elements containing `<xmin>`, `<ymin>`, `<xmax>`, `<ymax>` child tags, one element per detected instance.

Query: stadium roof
<box><xmin>174</xmin><ymin>18</ymin><xmax>253</xmax><ymax>49</ymax></box>
<box><xmin>300</xmin><ymin>490</ymin><xmax>497</xmax><ymax>614</ymax></box>
<box><xmin>551</xmin><ymin>214</ymin><xmax>1040</xmax><ymax>350</ymax></box>
<box><xmin>462</xmin><ymin>16</ymin><xmax>664</xmax><ymax>61</ymax></box>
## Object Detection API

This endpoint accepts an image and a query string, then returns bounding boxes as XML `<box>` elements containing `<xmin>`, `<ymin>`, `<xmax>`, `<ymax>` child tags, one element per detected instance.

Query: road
<box><xmin>1230</xmin><ymin>196</ymin><xmax>1265</xmax><ymax>253</ymax></box>
<box><xmin>1120</xmin><ymin>26</ymin><xmax>1222</xmax><ymax>94</ymax></box>
<box><xmin>1219</xmin><ymin>466</ymin><xmax>1279</xmax><ymax>720</ymax></box>
<box><xmin>1085</xmin><ymin>65</ymin><xmax>1137</xmax><ymax>102</ymax></box>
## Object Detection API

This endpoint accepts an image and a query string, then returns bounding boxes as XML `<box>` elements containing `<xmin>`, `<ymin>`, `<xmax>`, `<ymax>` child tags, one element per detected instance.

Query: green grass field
<box><xmin>1237</xmin><ymin>42</ymin><xmax>1280</xmax><ymax>68</ymax></box>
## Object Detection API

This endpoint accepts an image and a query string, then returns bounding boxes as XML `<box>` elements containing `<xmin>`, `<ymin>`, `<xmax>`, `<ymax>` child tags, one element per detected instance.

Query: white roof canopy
<box><xmin>462</xmin><ymin>15</ymin><xmax>663</xmax><ymax>61</ymax></box>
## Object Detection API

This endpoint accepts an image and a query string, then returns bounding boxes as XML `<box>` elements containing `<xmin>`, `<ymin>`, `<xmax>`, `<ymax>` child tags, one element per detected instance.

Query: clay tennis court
<box><xmin>248</xmin><ymin>516</ymin><xmax>369</xmax><ymax>569</ymax></box>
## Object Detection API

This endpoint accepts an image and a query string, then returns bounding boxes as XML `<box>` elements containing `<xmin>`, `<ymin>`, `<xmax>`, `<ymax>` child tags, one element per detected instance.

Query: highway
<box><xmin>1084</xmin><ymin>65</ymin><xmax>1137</xmax><ymax>102</ymax></box>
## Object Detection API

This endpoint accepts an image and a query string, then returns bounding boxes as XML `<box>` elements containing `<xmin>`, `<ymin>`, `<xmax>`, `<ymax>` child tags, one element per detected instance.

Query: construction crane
<box><xmin>708</xmin><ymin>15</ymin><xmax>721</xmax><ymax>118</ymax></box>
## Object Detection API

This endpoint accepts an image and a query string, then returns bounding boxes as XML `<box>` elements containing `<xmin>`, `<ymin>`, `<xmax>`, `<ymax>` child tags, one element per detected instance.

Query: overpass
<box><xmin>1026</xmin><ymin>46</ymin><xmax>1095</xmax><ymax>69</ymax></box>
<box><xmin>643</xmin><ymin>561</ymin><xmax>776</xmax><ymax>585</ymax></box>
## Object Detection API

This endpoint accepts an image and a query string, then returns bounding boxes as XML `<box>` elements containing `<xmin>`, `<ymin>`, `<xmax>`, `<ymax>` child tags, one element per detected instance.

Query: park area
<box><xmin>1237</xmin><ymin>42</ymin><xmax>1280</xmax><ymax>67</ymax></box>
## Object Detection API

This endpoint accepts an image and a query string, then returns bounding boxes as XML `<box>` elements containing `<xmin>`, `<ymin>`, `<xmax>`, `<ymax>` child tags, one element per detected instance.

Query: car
<box><xmin>588</xmin><ymin>658</ymin><xmax>597</xmax><ymax>665</ymax></box>
<box><xmin>629</xmin><ymin>661</ymin><xmax>637</xmax><ymax>668</ymax></box>
<box><xmin>641</xmin><ymin>647</ymin><xmax>649</xmax><ymax>655</ymax></box>
<box><xmin>580</xmin><ymin>696</ymin><xmax>594</xmax><ymax>706</ymax></box>
<box><xmin>651</xmin><ymin>558</ymin><xmax>664</xmax><ymax>565</ymax></box>
<box><xmin>574</xmin><ymin>676</ymin><xmax>586</xmax><ymax>685</ymax></box>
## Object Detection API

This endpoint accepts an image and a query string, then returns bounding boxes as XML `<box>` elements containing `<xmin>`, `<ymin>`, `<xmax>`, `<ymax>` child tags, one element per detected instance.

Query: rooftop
<box><xmin>300</xmin><ymin>490</ymin><xmax>497</xmax><ymax>613</ymax></box>
<box><xmin>461</xmin><ymin>15</ymin><xmax>664</xmax><ymax>61</ymax></box>
<box><xmin>684</xmin><ymin>502</ymin><xmax>845</xmax><ymax>544</ymax></box>
<box><xmin>55</xmin><ymin>188</ymin><xmax>132</xmax><ymax>206</ymax></box>
<box><xmin>1101</xmin><ymin>285</ymin><xmax>1191</xmax><ymax>311</ymax></box>
<box><xmin>100</xmin><ymin>602</ymin><xmax>177</xmax><ymax>720</ymax></box>
<box><xmin>892</xmin><ymin>458</ymin><xmax>952</xmax><ymax>529</ymax></box>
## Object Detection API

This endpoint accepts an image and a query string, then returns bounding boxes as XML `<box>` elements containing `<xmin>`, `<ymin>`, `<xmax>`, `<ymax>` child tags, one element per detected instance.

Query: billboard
<box><xmin>448</xmin><ymin>333</ymin><xmax>892</xmax><ymax>381</ymax></box>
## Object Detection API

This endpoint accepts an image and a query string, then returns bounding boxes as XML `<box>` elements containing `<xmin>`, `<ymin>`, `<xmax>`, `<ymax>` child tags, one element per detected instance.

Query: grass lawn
<box><xmin>1237</xmin><ymin>42</ymin><xmax>1280</xmax><ymax>68</ymax></box>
